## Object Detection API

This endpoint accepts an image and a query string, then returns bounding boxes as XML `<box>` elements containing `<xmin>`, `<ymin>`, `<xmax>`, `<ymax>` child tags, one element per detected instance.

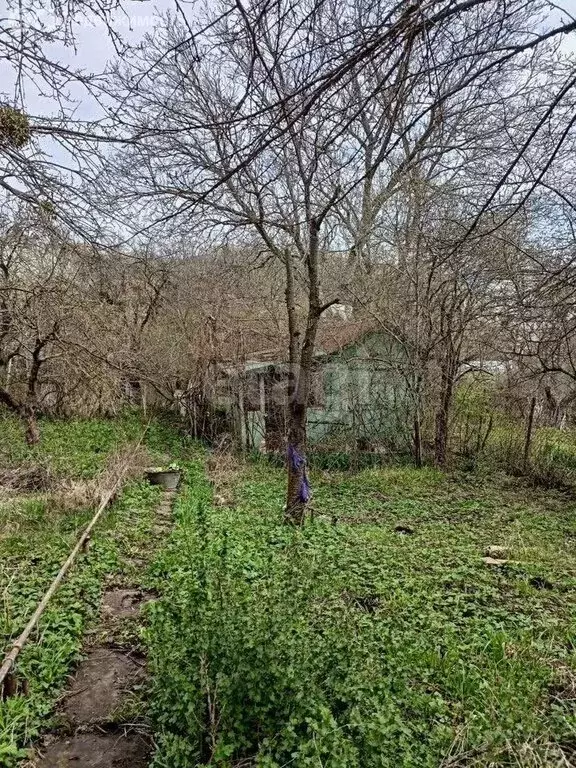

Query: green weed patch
<box><xmin>0</xmin><ymin>413</ymin><xmax>189</xmax><ymax>765</ymax></box>
<box><xmin>0</xmin><ymin>481</ymin><xmax>161</xmax><ymax>766</ymax></box>
<box><xmin>146</xmin><ymin>461</ymin><xmax>576</xmax><ymax>767</ymax></box>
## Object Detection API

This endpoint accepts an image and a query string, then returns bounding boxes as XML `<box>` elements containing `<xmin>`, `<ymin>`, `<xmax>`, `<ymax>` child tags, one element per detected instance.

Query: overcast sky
<box><xmin>1</xmin><ymin>0</ymin><xmax>576</xmax><ymax>191</ymax></box>
<box><xmin>2</xmin><ymin>0</ymin><xmax>576</xmax><ymax>123</ymax></box>
<box><xmin>1</xmin><ymin>0</ymin><xmax>179</xmax><ymax>121</ymax></box>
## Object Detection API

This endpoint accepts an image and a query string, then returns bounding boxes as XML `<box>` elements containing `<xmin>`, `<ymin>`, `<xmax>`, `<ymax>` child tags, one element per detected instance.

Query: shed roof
<box><xmin>219</xmin><ymin>320</ymin><xmax>380</xmax><ymax>375</ymax></box>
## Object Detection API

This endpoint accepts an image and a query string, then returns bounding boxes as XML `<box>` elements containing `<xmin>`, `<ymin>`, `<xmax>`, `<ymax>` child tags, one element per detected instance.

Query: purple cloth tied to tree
<box><xmin>287</xmin><ymin>444</ymin><xmax>311</xmax><ymax>503</ymax></box>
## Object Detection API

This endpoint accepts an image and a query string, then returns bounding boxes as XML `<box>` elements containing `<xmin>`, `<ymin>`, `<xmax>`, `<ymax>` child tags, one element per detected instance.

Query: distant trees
<box><xmin>497</xmin><ymin>206</ymin><xmax>576</xmax><ymax>428</ymax></box>
<box><xmin>0</xmin><ymin>207</ymin><xmax>165</xmax><ymax>440</ymax></box>
<box><xmin>0</xmin><ymin>206</ymin><xmax>289</xmax><ymax>442</ymax></box>
<box><xmin>0</xmin><ymin>206</ymin><xmax>83</xmax><ymax>441</ymax></box>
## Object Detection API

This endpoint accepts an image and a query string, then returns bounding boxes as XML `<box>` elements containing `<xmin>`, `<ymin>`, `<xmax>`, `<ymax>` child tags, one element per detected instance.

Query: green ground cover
<box><xmin>147</xmin><ymin>460</ymin><xmax>576</xmax><ymax>767</ymax></box>
<box><xmin>0</xmin><ymin>414</ymin><xmax>184</xmax><ymax>766</ymax></box>
<box><xmin>2</xmin><ymin>414</ymin><xmax>575</xmax><ymax>767</ymax></box>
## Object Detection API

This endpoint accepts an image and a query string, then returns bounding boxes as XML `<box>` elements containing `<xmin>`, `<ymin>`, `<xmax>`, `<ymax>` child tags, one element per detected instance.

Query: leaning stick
<box><xmin>0</xmin><ymin>430</ymin><xmax>148</xmax><ymax>693</ymax></box>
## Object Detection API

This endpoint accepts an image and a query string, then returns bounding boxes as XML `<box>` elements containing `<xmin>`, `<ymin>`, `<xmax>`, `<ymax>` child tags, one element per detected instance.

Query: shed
<box><xmin>217</xmin><ymin>326</ymin><xmax>410</xmax><ymax>453</ymax></box>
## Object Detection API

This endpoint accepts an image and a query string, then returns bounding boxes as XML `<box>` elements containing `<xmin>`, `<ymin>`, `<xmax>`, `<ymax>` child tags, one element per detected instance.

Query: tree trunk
<box><xmin>523</xmin><ymin>396</ymin><xmax>537</xmax><ymax>471</ymax></box>
<box><xmin>0</xmin><ymin>387</ymin><xmax>40</xmax><ymax>444</ymax></box>
<box><xmin>434</xmin><ymin>356</ymin><xmax>456</xmax><ymax>467</ymax></box>
<box><xmin>285</xmin><ymin>399</ymin><xmax>308</xmax><ymax>525</ymax></box>
<box><xmin>24</xmin><ymin>406</ymin><xmax>40</xmax><ymax>445</ymax></box>
<box><xmin>284</xmin><ymin>310</ymin><xmax>317</xmax><ymax>524</ymax></box>
<box><xmin>281</xmin><ymin>172</ymin><xmax>340</xmax><ymax>521</ymax></box>
<box><xmin>413</xmin><ymin>412</ymin><xmax>423</xmax><ymax>467</ymax></box>
<box><xmin>434</xmin><ymin>408</ymin><xmax>448</xmax><ymax>466</ymax></box>
<box><xmin>283</xmin><ymin>215</ymin><xmax>327</xmax><ymax>524</ymax></box>
<box><xmin>412</xmin><ymin>373</ymin><xmax>424</xmax><ymax>467</ymax></box>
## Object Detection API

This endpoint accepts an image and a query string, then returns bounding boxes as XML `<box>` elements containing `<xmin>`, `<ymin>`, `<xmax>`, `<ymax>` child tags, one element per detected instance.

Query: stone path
<box><xmin>33</xmin><ymin>489</ymin><xmax>177</xmax><ymax>768</ymax></box>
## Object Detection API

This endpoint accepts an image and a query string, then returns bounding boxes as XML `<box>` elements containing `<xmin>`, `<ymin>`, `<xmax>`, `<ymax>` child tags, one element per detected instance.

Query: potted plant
<box><xmin>146</xmin><ymin>462</ymin><xmax>181</xmax><ymax>490</ymax></box>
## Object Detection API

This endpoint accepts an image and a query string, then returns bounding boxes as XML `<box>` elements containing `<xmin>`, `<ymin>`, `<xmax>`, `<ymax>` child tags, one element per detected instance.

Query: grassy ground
<box><xmin>0</xmin><ymin>413</ymin><xmax>148</xmax><ymax>477</ymax></box>
<box><xmin>146</xmin><ymin>458</ymin><xmax>576</xmax><ymax>768</ymax></box>
<box><xmin>2</xmin><ymin>415</ymin><xmax>576</xmax><ymax>766</ymax></box>
<box><xmin>0</xmin><ymin>413</ymin><xmax>184</xmax><ymax>766</ymax></box>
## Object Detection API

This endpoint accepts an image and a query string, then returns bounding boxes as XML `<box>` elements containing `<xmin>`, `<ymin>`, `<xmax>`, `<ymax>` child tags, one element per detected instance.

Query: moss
<box><xmin>0</xmin><ymin>107</ymin><xmax>31</xmax><ymax>148</ymax></box>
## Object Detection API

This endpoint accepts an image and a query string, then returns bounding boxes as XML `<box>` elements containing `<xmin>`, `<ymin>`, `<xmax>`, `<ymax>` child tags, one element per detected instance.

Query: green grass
<box><xmin>0</xmin><ymin>413</ymin><xmax>145</xmax><ymax>654</ymax></box>
<box><xmin>0</xmin><ymin>480</ymin><xmax>162</xmax><ymax>766</ymax></box>
<box><xmin>0</xmin><ymin>413</ymin><xmax>141</xmax><ymax>478</ymax></box>
<box><xmin>146</xmin><ymin>460</ymin><xmax>576</xmax><ymax>767</ymax></box>
<box><xmin>3</xmin><ymin>412</ymin><xmax>576</xmax><ymax>766</ymax></box>
<box><xmin>0</xmin><ymin>413</ymin><xmax>188</xmax><ymax>766</ymax></box>
<box><xmin>0</xmin><ymin>413</ymin><xmax>184</xmax><ymax>602</ymax></box>
<box><xmin>452</xmin><ymin>383</ymin><xmax>576</xmax><ymax>489</ymax></box>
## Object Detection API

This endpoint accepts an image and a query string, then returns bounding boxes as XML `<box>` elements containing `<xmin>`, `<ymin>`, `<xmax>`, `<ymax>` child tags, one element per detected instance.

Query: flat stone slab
<box><xmin>37</xmin><ymin>731</ymin><xmax>150</xmax><ymax>767</ymax></box>
<box><xmin>64</xmin><ymin>649</ymin><xmax>145</xmax><ymax>725</ymax></box>
<box><xmin>482</xmin><ymin>556</ymin><xmax>508</xmax><ymax>566</ymax></box>
<box><xmin>102</xmin><ymin>589</ymin><xmax>153</xmax><ymax>618</ymax></box>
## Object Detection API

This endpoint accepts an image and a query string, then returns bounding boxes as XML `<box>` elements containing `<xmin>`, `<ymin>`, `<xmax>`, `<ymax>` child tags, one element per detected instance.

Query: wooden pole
<box><xmin>238</xmin><ymin>378</ymin><xmax>246</xmax><ymax>451</ymax></box>
<box><xmin>0</xmin><ymin>430</ymin><xmax>148</xmax><ymax>695</ymax></box>
<box><xmin>259</xmin><ymin>373</ymin><xmax>266</xmax><ymax>451</ymax></box>
<box><xmin>523</xmin><ymin>396</ymin><xmax>537</xmax><ymax>471</ymax></box>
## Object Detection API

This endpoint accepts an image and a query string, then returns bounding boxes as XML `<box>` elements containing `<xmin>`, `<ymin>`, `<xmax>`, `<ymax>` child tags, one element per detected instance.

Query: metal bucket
<box><xmin>146</xmin><ymin>470</ymin><xmax>181</xmax><ymax>490</ymax></box>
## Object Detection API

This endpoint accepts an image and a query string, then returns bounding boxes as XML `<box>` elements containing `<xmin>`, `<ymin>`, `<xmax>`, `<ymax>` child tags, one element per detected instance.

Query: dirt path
<box><xmin>30</xmin><ymin>489</ymin><xmax>177</xmax><ymax>768</ymax></box>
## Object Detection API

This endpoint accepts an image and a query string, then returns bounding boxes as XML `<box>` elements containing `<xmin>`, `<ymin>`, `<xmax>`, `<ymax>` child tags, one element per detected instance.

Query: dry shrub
<box><xmin>88</xmin><ymin>442</ymin><xmax>155</xmax><ymax>506</ymax></box>
<box><xmin>49</xmin><ymin>480</ymin><xmax>100</xmax><ymax>512</ymax></box>
<box><xmin>441</xmin><ymin>736</ymin><xmax>574</xmax><ymax>767</ymax></box>
<box><xmin>206</xmin><ymin>446</ymin><xmax>242</xmax><ymax>504</ymax></box>
<box><xmin>2</xmin><ymin>442</ymin><xmax>156</xmax><ymax>514</ymax></box>
<box><xmin>0</xmin><ymin>464</ymin><xmax>53</xmax><ymax>492</ymax></box>
<box><xmin>507</xmin><ymin>740</ymin><xmax>574</xmax><ymax>767</ymax></box>
<box><xmin>549</xmin><ymin>663</ymin><xmax>576</xmax><ymax>703</ymax></box>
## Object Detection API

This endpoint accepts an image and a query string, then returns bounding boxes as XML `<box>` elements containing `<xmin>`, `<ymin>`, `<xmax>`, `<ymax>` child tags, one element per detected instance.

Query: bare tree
<box><xmin>0</xmin><ymin>0</ymin><xmax>150</xmax><ymax>239</ymax></box>
<box><xmin>0</xmin><ymin>205</ymin><xmax>80</xmax><ymax>441</ymax></box>
<box><xmin>108</xmin><ymin>10</ymin><xmax>357</xmax><ymax>521</ymax></box>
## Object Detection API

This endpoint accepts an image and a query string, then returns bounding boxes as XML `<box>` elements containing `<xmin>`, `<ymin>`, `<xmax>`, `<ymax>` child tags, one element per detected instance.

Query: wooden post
<box><xmin>413</xmin><ymin>412</ymin><xmax>422</xmax><ymax>468</ymax></box>
<box><xmin>523</xmin><ymin>396</ymin><xmax>537</xmax><ymax>471</ymax></box>
<box><xmin>238</xmin><ymin>378</ymin><xmax>246</xmax><ymax>451</ymax></box>
<box><xmin>258</xmin><ymin>373</ymin><xmax>266</xmax><ymax>451</ymax></box>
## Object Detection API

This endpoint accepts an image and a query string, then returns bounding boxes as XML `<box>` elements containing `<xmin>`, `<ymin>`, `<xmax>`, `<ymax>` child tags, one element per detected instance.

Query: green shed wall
<box><xmin>240</xmin><ymin>332</ymin><xmax>409</xmax><ymax>449</ymax></box>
